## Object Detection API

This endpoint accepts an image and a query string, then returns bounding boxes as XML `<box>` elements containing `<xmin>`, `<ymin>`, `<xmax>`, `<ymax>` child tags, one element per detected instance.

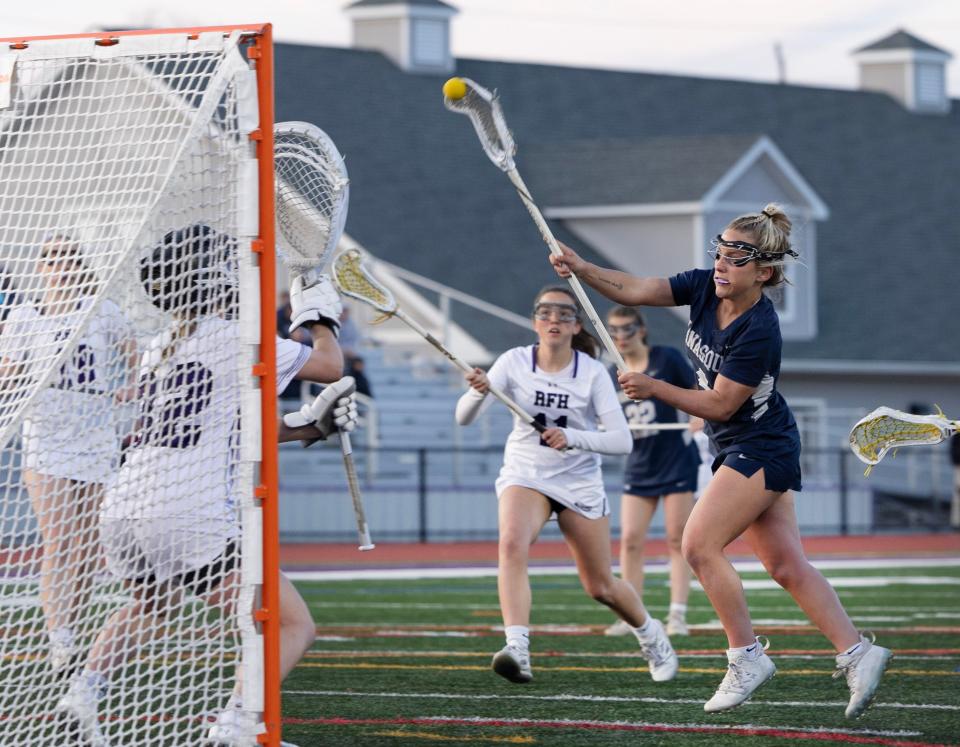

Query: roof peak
<box><xmin>856</xmin><ymin>28</ymin><xmax>950</xmax><ymax>56</ymax></box>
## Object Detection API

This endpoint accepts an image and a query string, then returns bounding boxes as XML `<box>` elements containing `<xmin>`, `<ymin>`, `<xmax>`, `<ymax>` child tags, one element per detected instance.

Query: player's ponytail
<box><xmin>726</xmin><ymin>203</ymin><xmax>794</xmax><ymax>287</ymax></box>
<box><xmin>571</xmin><ymin>328</ymin><xmax>599</xmax><ymax>359</ymax></box>
<box><xmin>533</xmin><ymin>285</ymin><xmax>599</xmax><ymax>359</ymax></box>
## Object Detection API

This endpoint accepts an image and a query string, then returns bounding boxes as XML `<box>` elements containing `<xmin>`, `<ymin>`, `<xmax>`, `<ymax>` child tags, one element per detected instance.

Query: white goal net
<box><xmin>0</xmin><ymin>27</ymin><xmax>274</xmax><ymax>745</ymax></box>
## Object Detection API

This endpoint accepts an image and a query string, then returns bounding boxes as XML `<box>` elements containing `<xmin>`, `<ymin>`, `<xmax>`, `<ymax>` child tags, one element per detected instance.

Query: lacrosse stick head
<box><xmin>331</xmin><ymin>247</ymin><xmax>397</xmax><ymax>320</ymax></box>
<box><xmin>442</xmin><ymin>77</ymin><xmax>517</xmax><ymax>172</ymax></box>
<box><xmin>848</xmin><ymin>406</ymin><xmax>957</xmax><ymax>466</ymax></box>
<box><xmin>273</xmin><ymin>121</ymin><xmax>349</xmax><ymax>273</ymax></box>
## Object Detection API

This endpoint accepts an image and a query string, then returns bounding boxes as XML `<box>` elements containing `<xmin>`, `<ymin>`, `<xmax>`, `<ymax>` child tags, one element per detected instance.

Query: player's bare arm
<box><xmin>294</xmin><ymin>323</ymin><xmax>345</xmax><ymax>383</ymax></box>
<box><xmin>618</xmin><ymin>371</ymin><xmax>755</xmax><ymax>422</ymax></box>
<box><xmin>289</xmin><ymin>273</ymin><xmax>346</xmax><ymax>384</ymax></box>
<box><xmin>0</xmin><ymin>356</ymin><xmax>26</xmax><ymax>386</ymax></box>
<box><xmin>113</xmin><ymin>337</ymin><xmax>141</xmax><ymax>403</ymax></box>
<box><xmin>549</xmin><ymin>242</ymin><xmax>674</xmax><ymax>306</ymax></box>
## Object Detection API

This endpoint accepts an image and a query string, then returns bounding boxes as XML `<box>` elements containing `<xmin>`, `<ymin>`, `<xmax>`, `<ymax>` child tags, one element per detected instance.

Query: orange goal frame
<box><xmin>0</xmin><ymin>22</ymin><xmax>282</xmax><ymax>747</ymax></box>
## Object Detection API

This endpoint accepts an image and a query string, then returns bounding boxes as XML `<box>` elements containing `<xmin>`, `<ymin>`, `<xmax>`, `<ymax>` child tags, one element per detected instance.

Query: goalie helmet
<box><xmin>141</xmin><ymin>224</ymin><xmax>237</xmax><ymax>316</ymax></box>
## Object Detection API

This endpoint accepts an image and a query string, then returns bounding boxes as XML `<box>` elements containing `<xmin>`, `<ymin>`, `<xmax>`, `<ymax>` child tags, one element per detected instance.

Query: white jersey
<box><xmin>489</xmin><ymin>345</ymin><xmax>627</xmax><ymax>518</ymax></box>
<box><xmin>0</xmin><ymin>298</ymin><xmax>132</xmax><ymax>482</ymax></box>
<box><xmin>101</xmin><ymin>317</ymin><xmax>239</xmax><ymax>581</ymax></box>
<box><xmin>276</xmin><ymin>335</ymin><xmax>312</xmax><ymax>393</ymax></box>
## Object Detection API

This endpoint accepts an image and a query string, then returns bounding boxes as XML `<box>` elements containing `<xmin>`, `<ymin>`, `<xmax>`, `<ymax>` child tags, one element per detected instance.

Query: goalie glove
<box><xmin>289</xmin><ymin>272</ymin><xmax>342</xmax><ymax>337</ymax></box>
<box><xmin>282</xmin><ymin>375</ymin><xmax>358</xmax><ymax>439</ymax></box>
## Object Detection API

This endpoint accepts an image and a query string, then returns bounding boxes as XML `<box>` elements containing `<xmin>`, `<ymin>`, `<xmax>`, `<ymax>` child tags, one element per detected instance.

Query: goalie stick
<box><xmin>273</xmin><ymin>121</ymin><xmax>373</xmax><ymax>550</ymax></box>
<box><xmin>274</xmin><ymin>121</ymin><xmax>349</xmax><ymax>277</ymax></box>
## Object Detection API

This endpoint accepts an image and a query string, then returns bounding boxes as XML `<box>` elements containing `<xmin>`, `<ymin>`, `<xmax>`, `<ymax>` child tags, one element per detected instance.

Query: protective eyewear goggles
<box><xmin>533</xmin><ymin>302</ymin><xmax>578</xmax><ymax>323</ymax></box>
<box><xmin>708</xmin><ymin>235</ymin><xmax>799</xmax><ymax>267</ymax></box>
<box><xmin>607</xmin><ymin>321</ymin><xmax>640</xmax><ymax>338</ymax></box>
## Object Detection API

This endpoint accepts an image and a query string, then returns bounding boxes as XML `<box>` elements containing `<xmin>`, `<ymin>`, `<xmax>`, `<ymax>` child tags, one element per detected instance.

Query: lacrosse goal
<box><xmin>0</xmin><ymin>25</ymin><xmax>280</xmax><ymax>745</ymax></box>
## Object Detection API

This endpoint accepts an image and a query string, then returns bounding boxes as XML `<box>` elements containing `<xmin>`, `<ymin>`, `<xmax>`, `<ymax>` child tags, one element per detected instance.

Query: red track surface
<box><xmin>280</xmin><ymin>533</ymin><xmax>960</xmax><ymax>570</ymax></box>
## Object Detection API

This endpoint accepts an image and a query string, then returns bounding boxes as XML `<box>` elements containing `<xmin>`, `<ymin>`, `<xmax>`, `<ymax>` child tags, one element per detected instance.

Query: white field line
<box><xmin>302</xmin><ymin>600</ymin><xmax>960</xmax><ymax>621</ymax></box>
<box><xmin>11</xmin><ymin>576</ymin><xmax>950</xmax><ymax>611</ymax></box>
<box><xmin>309</xmin><ymin>623</ymin><xmax>960</xmax><ymax>634</ymax></box>
<box><xmin>306</xmin><ymin>648</ymin><xmax>954</xmax><ymax>661</ymax></box>
<box><xmin>285</xmin><ymin>556</ymin><xmax>960</xmax><ymax>581</ymax></box>
<box><xmin>286</xmin><ymin>687</ymin><xmax>957</xmax><ymax>718</ymax></box>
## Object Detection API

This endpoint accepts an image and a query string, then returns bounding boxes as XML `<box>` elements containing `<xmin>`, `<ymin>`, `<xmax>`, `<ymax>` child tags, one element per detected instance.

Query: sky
<box><xmin>2</xmin><ymin>0</ymin><xmax>959</xmax><ymax>95</ymax></box>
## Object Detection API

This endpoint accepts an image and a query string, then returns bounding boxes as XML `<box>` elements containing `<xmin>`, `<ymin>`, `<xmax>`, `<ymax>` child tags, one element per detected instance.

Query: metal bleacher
<box><xmin>277</xmin><ymin>346</ymin><xmax>879</xmax><ymax>544</ymax></box>
<box><xmin>278</xmin><ymin>345</ymin><xmax>519</xmax><ymax>543</ymax></box>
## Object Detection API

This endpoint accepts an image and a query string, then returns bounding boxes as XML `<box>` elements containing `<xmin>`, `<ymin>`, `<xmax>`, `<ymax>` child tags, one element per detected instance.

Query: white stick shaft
<box><xmin>506</xmin><ymin>168</ymin><xmax>628</xmax><ymax>372</ymax></box>
<box><xmin>391</xmin><ymin>307</ymin><xmax>544</xmax><ymax>432</ymax></box>
<box><xmin>340</xmin><ymin>430</ymin><xmax>374</xmax><ymax>551</ymax></box>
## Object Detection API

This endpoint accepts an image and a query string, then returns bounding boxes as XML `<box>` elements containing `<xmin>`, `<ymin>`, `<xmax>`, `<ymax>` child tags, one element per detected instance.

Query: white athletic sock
<box><xmin>632</xmin><ymin>616</ymin><xmax>654</xmax><ymax>637</ymax></box>
<box><xmin>668</xmin><ymin>603</ymin><xmax>687</xmax><ymax>617</ymax></box>
<box><xmin>504</xmin><ymin>625</ymin><xmax>529</xmax><ymax>650</ymax></box>
<box><xmin>840</xmin><ymin>640</ymin><xmax>864</xmax><ymax>658</ymax></box>
<box><xmin>49</xmin><ymin>626</ymin><xmax>76</xmax><ymax>648</ymax></box>
<box><xmin>729</xmin><ymin>639</ymin><xmax>762</xmax><ymax>660</ymax></box>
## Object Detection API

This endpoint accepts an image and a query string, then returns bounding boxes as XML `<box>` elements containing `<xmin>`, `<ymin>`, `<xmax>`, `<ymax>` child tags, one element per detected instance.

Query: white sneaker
<box><xmin>635</xmin><ymin>618</ymin><xmax>679</xmax><ymax>682</ymax></box>
<box><xmin>491</xmin><ymin>644</ymin><xmax>532</xmax><ymax>683</ymax></box>
<box><xmin>665</xmin><ymin>612</ymin><xmax>689</xmax><ymax>637</ymax></box>
<box><xmin>207</xmin><ymin>706</ymin><xmax>265</xmax><ymax>744</ymax></box>
<box><xmin>56</xmin><ymin>678</ymin><xmax>108</xmax><ymax>747</ymax></box>
<box><xmin>834</xmin><ymin>635</ymin><xmax>892</xmax><ymax>719</ymax></box>
<box><xmin>704</xmin><ymin>638</ymin><xmax>776</xmax><ymax>713</ymax></box>
<box><xmin>604</xmin><ymin>618</ymin><xmax>632</xmax><ymax>636</ymax></box>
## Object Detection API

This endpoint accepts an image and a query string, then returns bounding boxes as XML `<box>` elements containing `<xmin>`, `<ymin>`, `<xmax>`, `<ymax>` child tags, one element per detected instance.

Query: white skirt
<box><xmin>22</xmin><ymin>389</ymin><xmax>118</xmax><ymax>483</ymax></box>
<box><xmin>100</xmin><ymin>514</ymin><xmax>237</xmax><ymax>583</ymax></box>
<box><xmin>495</xmin><ymin>466</ymin><xmax>610</xmax><ymax>520</ymax></box>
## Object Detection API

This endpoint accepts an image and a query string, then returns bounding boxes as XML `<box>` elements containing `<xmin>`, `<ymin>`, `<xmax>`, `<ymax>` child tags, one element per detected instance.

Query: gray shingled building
<box><xmin>274</xmin><ymin>6</ymin><xmax>960</xmax><ymax>451</ymax></box>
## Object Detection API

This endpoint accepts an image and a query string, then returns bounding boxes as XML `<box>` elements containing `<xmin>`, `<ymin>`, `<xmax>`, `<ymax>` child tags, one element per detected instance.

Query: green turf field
<box><xmin>280</xmin><ymin>563</ymin><xmax>960</xmax><ymax>746</ymax></box>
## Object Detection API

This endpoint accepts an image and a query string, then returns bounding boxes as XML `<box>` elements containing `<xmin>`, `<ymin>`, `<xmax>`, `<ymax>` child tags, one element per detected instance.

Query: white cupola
<box><xmin>345</xmin><ymin>0</ymin><xmax>459</xmax><ymax>74</ymax></box>
<box><xmin>853</xmin><ymin>29</ymin><xmax>952</xmax><ymax>114</ymax></box>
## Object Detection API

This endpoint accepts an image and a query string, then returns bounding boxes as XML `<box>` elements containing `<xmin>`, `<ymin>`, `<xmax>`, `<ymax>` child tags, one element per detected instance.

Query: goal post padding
<box><xmin>0</xmin><ymin>25</ymin><xmax>277</xmax><ymax>745</ymax></box>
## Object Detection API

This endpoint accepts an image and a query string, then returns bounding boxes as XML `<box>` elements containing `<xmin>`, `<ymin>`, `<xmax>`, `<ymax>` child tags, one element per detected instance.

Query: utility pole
<box><xmin>774</xmin><ymin>42</ymin><xmax>786</xmax><ymax>84</ymax></box>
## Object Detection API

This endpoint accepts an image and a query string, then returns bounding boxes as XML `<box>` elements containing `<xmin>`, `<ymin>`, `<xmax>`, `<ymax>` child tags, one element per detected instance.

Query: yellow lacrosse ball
<box><xmin>443</xmin><ymin>77</ymin><xmax>467</xmax><ymax>101</ymax></box>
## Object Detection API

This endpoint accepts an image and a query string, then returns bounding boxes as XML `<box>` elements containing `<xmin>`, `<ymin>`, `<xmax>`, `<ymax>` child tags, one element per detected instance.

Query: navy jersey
<box><xmin>669</xmin><ymin>268</ymin><xmax>800</xmax><ymax>463</ymax></box>
<box><xmin>611</xmin><ymin>346</ymin><xmax>700</xmax><ymax>491</ymax></box>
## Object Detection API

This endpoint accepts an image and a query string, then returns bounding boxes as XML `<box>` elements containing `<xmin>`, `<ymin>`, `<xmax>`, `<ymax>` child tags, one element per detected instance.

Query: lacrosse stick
<box><xmin>332</xmin><ymin>247</ymin><xmax>548</xmax><ymax>435</ymax></box>
<box><xmin>848</xmin><ymin>405</ymin><xmax>958</xmax><ymax>474</ymax></box>
<box><xmin>274</xmin><ymin>121</ymin><xmax>373</xmax><ymax>551</ymax></box>
<box><xmin>274</xmin><ymin>121</ymin><xmax>349</xmax><ymax>279</ymax></box>
<box><xmin>443</xmin><ymin>78</ymin><xmax>627</xmax><ymax>372</ymax></box>
<box><xmin>339</xmin><ymin>418</ymin><xmax>374</xmax><ymax>551</ymax></box>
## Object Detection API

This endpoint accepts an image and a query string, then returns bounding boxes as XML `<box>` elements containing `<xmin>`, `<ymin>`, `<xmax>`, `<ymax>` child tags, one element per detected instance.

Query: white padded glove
<box><xmin>283</xmin><ymin>375</ymin><xmax>358</xmax><ymax>439</ymax></box>
<box><xmin>289</xmin><ymin>272</ymin><xmax>342</xmax><ymax>337</ymax></box>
